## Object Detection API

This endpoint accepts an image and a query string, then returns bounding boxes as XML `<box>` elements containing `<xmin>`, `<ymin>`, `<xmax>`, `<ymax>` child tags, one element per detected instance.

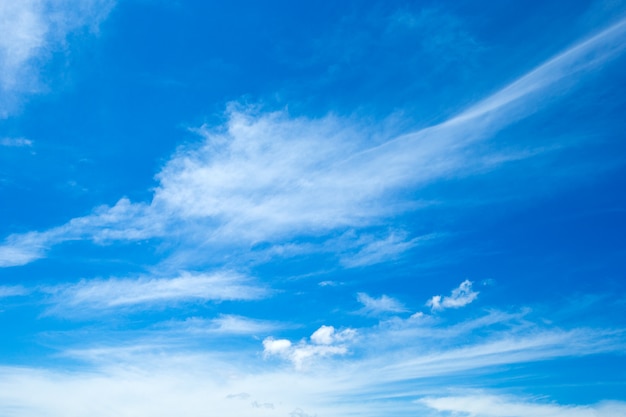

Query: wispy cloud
<box><xmin>0</xmin><ymin>137</ymin><xmax>32</xmax><ymax>147</ymax></box>
<box><xmin>1</xmin><ymin>17</ymin><xmax>625</xmax><ymax>270</ymax></box>
<box><xmin>420</xmin><ymin>393</ymin><xmax>626</xmax><ymax>417</ymax></box>
<box><xmin>46</xmin><ymin>271</ymin><xmax>268</xmax><ymax>314</ymax></box>
<box><xmin>0</xmin><ymin>0</ymin><xmax>115</xmax><ymax>117</ymax></box>
<box><xmin>0</xmin><ymin>285</ymin><xmax>29</xmax><ymax>298</ymax></box>
<box><xmin>427</xmin><ymin>280</ymin><xmax>479</xmax><ymax>311</ymax></box>
<box><xmin>339</xmin><ymin>230</ymin><xmax>433</xmax><ymax>268</ymax></box>
<box><xmin>0</xmin><ymin>314</ymin><xmax>622</xmax><ymax>417</ymax></box>
<box><xmin>357</xmin><ymin>292</ymin><xmax>408</xmax><ymax>315</ymax></box>
<box><xmin>164</xmin><ymin>315</ymin><xmax>284</xmax><ymax>336</ymax></box>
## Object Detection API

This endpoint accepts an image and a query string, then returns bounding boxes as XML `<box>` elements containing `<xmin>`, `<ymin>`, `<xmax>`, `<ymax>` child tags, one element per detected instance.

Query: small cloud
<box><xmin>289</xmin><ymin>408</ymin><xmax>317</xmax><ymax>417</ymax></box>
<box><xmin>357</xmin><ymin>292</ymin><xmax>408</xmax><ymax>315</ymax></box>
<box><xmin>419</xmin><ymin>393</ymin><xmax>626</xmax><ymax>417</ymax></box>
<box><xmin>164</xmin><ymin>315</ymin><xmax>283</xmax><ymax>336</ymax></box>
<box><xmin>263</xmin><ymin>325</ymin><xmax>355</xmax><ymax>369</ymax></box>
<box><xmin>251</xmin><ymin>401</ymin><xmax>275</xmax><ymax>409</ymax></box>
<box><xmin>262</xmin><ymin>337</ymin><xmax>292</xmax><ymax>356</ymax></box>
<box><xmin>318</xmin><ymin>280</ymin><xmax>340</xmax><ymax>287</ymax></box>
<box><xmin>0</xmin><ymin>137</ymin><xmax>32</xmax><ymax>147</ymax></box>
<box><xmin>0</xmin><ymin>285</ymin><xmax>29</xmax><ymax>298</ymax></box>
<box><xmin>226</xmin><ymin>392</ymin><xmax>250</xmax><ymax>400</ymax></box>
<box><xmin>310</xmin><ymin>325</ymin><xmax>356</xmax><ymax>345</ymax></box>
<box><xmin>427</xmin><ymin>280</ymin><xmax>479</xmax><ymax>312</ymax></box>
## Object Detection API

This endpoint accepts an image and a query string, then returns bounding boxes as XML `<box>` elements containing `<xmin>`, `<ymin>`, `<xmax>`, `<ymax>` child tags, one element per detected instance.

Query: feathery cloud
<box><xmin>46</xmin><ymin>271</ymin><xmax>268</xmax><ymax>314</ymax></box>
<box><xmin>0</xmin><ymin>0</ymin><xmax>114</xmax><ymax>117</ymax></box>
<box><xmin>357</xmin><ymin>292</ymin><xmax>408</xmax><ymax>315</ymax></box>
<box><xmin>420</xmin><ymin>394</ymin><xmax>626</xmax><ymax>417</ymax></box>
<box><xmin>1</xmin><ymin>17</ymin><xmax>626</xmax><ymax>269</ymax></box>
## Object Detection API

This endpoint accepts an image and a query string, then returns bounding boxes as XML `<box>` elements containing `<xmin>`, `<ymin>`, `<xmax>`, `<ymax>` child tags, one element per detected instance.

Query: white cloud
<box><xmin>0</xmin><ymin>0</ymin><xmax>115</xmax><ymax>117</ymax></box>
<box><xmin>0</xmin><ymin>231</ymin><xmax>51</xmax><ymax>267</ymax></box>
<box><xmin>339</xmin><ymin>231</ymin><xmax>433</xmax><ymax>268</ymax></box>
<box><xmin>310</xmin><ymin>325</ymin><xmax>356</xmax><ymax>345</ymax></box>
<box><xmin>47</xmin><ymin>271</ymin><xmax>268</xmax><ymax>313</ymax></box>
<box><xmin>427</xmin><ymin>280</ymin><xmax>478</xmax><ymax>311</ymax></box>
<box><xmin>0</xmin><ymin>285</ymin><xmax>29</xmax><ymax>298</ymax></box>
<box><xmin>1</xmin><ymin>16</ymin><xmax>626</xmax><ymax>268</ymax></box>
<box><xmin>0</xmin><ymin>302</ymin><xmax>622</xmax><ymax>417</ymax></box>
<box><xmin>357</xmin><ymin>292</ymin><xmax>408</xmax><ymax>315</ymax></box>
<box><xmin>0</xmin><ymin>199</ymin><xmax>161</xmax><ymax>267</ymax></box>
<box><xmin>262</xmin><ymin>337</ymin><xmax>292</xmax><ymax>356</ymax></box>
<box><xmin>263</xmin><ymin>325</ymin><xmax>356</xmax><ymax>369</ymax></box>
<box><xmin>420</xmin><ymin>394</ymin><xmax>626</xmax><ymax>417</ymax></box>
<box><xmin>169</xmin><ymin>315</ymin><xmax>283</xmax><ymax>336</ymax></box>
<box><xmin>0</xmin><ymin>320</ymin><xmax>623</xmax><ymax>417</ymax></box>
<box><xmin>318</xmin><ymin>280</ymin><xmax>341</xmax><ymax>287</ymax></box>
<box><xmin>0</xmin><ymin>137</ymin><xmax>32</xmax><ymax>147</ymax></box>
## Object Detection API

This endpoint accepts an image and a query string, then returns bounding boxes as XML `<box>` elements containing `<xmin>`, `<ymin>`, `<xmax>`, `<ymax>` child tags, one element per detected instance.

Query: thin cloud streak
<box><xmin>46</xmin><ymin>271</ymin><xmax>268</xmax><ymax>314</ymax></box>
<box><xmin>420</xmin><ymin>394</ymin><xmax>626</xmax><ymax>417</ymax></box>
<box><xmin>165</xmin><ymin>315</ymin><xmax>285</xmax><ymax>336</ymax></box>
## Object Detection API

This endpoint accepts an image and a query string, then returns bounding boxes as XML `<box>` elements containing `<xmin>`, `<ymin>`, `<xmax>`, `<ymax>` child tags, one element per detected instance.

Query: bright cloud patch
<box><xmin>427</xmin><ymin>280</ymin><xmax>479</xmax><ymax>311</ymax></box>
<box><xmin>263</xmin><ymin>325</ymin><xmax>356</xmax><ymax>369</ymax></box>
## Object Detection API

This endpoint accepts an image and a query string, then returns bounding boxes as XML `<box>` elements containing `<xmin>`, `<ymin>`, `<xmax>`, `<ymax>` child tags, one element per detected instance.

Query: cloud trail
<box><xmin>46</xmin><ymin>271</ymin><xmax>268</xmax><ymax>314</ymax></box>
<box><xmin>1</xmin><ymin>17</ymin><xmax>625</xmax><ymax>268</ymax></box>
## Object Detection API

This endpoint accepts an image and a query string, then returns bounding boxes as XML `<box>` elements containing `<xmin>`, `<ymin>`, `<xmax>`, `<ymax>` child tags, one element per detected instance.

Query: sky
<box><xmin>1</xmin><ymin>0</ymin><xmax>626</xmax><ymax>416</ymax></box>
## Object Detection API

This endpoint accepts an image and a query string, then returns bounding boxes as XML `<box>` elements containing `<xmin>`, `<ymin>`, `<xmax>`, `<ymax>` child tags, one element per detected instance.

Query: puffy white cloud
<box><xmin>310</xmin><ymin>325</ymin><xmax>356</xmax><ymax>345</ymax></box>
<box><xmin>262</xmin><ymin>337</ymin><xmax>292</xmax><ymax>356</ymax></box>
<box><xmin>427</xmin><ymin>280</ymin><xmax>478</xmax><ymax>311</ymax></box>
<box><xmin>263</xmin><ymin>325</ymin><xmax>356</xmax><ymax>369</ymax></box>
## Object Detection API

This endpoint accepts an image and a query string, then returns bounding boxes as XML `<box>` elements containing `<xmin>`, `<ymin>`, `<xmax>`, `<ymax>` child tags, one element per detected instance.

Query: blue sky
<box><xmin>1</xmin><ymin>0</ymin><xmax>626</xmax><ymax>415</ymax></box>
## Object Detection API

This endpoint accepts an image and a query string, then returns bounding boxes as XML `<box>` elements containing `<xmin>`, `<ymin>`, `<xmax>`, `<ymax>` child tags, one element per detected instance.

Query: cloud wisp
<box><xmin>0</xmin><ymin>0</ymin><xmax>114</xmax><ymax>117</ymax></box>
<box><xmin>1</xmin><ymin>17</ymin><xmax>625</xmax><ymax>270</ymax></box>
<box><xmin>420</xmin><ymin>393</ymin><xmax>626</xmax><ymax>417</ymax></box>
<box><xmin>45</xmin><ymin>271</ymin><xmax>268</xmax><ymax>315</ymax></box>
<box><xmin>357</xmin><ymin>292</ymin><xmax>409</xmax><ymax>315</ymax></box>
<box><xmin>1</xmin><ymin>305</ymin><xmax>623</xmax><ymax>417</ymax></box>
